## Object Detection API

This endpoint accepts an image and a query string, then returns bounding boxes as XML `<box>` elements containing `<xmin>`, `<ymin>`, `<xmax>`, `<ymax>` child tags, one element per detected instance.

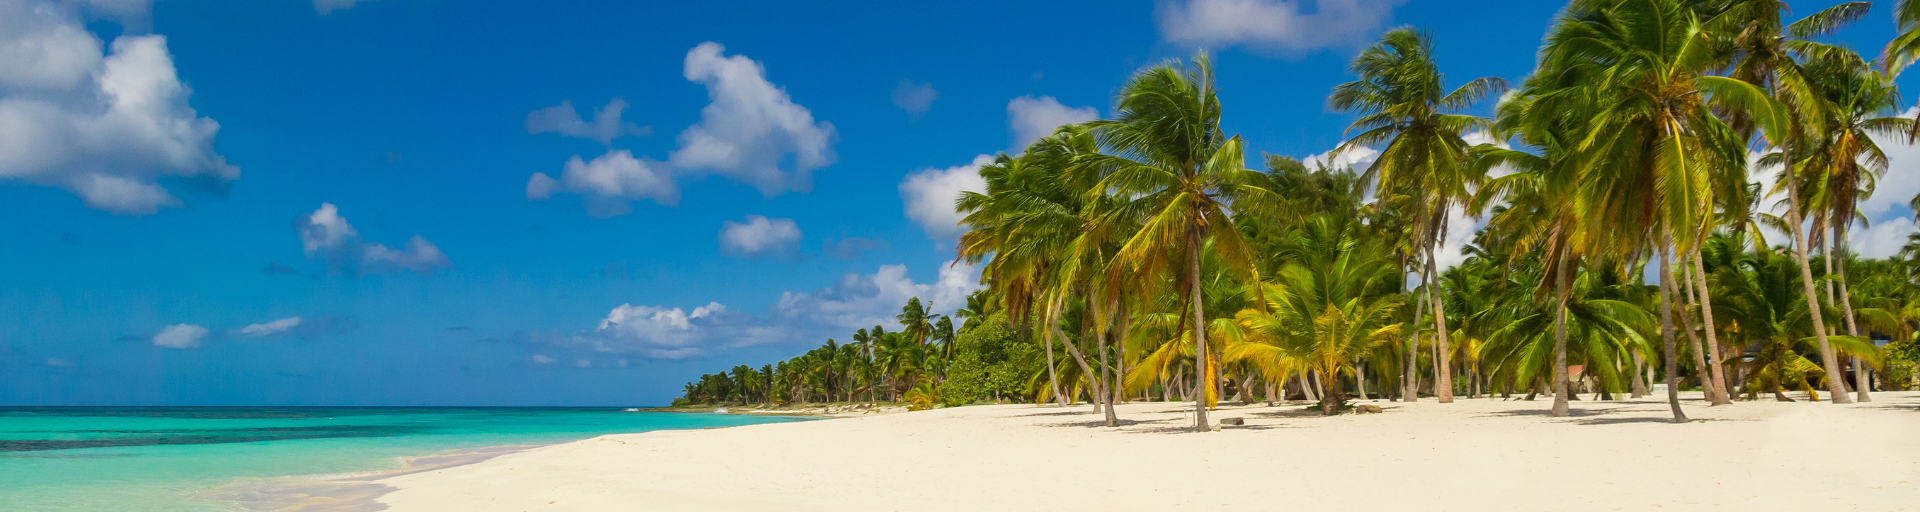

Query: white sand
<box><xmin>376</xmin><ymin>391</ymin><xmax>1920</xmax><ymax>511</ymax></box>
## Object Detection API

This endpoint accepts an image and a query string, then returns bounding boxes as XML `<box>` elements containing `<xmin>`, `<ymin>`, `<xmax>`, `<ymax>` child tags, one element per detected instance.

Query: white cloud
<box><xmin>240</xmin><ymin>316</ymin><xmax>302</xmax><ymax>337</ymax></box>
<box><xmin>1851</xmin><ymin>216</ymin><xmax>1915</xmax><ymax>258</ymax></box>
<box><xmin>1156</xmin><ymin>0</ymin><xmax>1406</xmax><ymax>54</ymax></box>
<box><xmin>891</xmin><ymin>80</ymin><xmax>938</xmax><ymax>117</ymax></box>
<box><xmin>0</xmin><ymin>1</ymin><xmax>236</xmax><ymax>215</ymax></box>
<box><xmin>531</xmin><ymin>354</ymin><xmax>556</xmax><ymax>364</ymax></box>
<box><xmin>530</xmin><ymin>42</ymin><xmax>835</xmax><ymax>215</ymax></box>
<box><xmin>1304</xmin><ymin>145</ymin><xmax>1380</xmax><ymax>172</ymax></box>
<box><xmin>295</xmin><ymin>203</ymin><xmax>451</xmax><ymax>276</ymax></box>
<box><xmin>152</xmin><ymin>323</ymin><xmax>207</xmax><ymax>349</ymax></box>
<box><xmin>527</xmin><ymin>150</ymin><xmax>677</xmax><ymax>216</ymax></box>
<box><xmin>668</xmin><ymin>42</ymin><xmax>835</xmax><ymax>196</ymax></box>
<box><xmin>313</xmin><ymin>0</ymin><xmax>374</xmax><ymax>14</ymax></box>
<box><xmin>525</xmin><ymin>98</ymin><xmax>649</xmax><ymax>146</ymax></box>
<box><xmin>900</xmin><ymin>154</ymin><xmax>992</xmax><ymax>238</ymax></box>
<box><xmin>775</xmin><ymin>263</ymin><xmax>980</xmax><ymax>332</ymax></box>
<box><xmin>528</xmin><ymin>263</ymin><xmax>981</xmax><ymax>360</ymax></box>
<box><xmin>1007</xmin><ymin>96</ymin><xmax>1097</xmax><ymax>151</ymax></box>
<box><xmin>719</xmin><ymin>215</ymin><xmax>802</xmax><ymax>260</ymax></box>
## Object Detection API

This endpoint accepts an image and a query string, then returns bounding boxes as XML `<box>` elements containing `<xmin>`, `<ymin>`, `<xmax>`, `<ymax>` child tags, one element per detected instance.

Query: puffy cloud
<box><xmin>0</xmin><ymin>1</ymin><xmax>236</xmax><ymax>215</ymax></box>
<box><xmin>313</xmin><ymin>0</ymin><xmax>374</xmax><ymax>14</ymax></box>
<box><xmin>823</xmin><ymin>237</ymin><xmax>888</xmax><ymax>261</ymax></box>
<box><xmin>891</xmin><ymin>79</ymin><xmax>938</xmax><ymax>117</ymax></box>
<box><xmin>718</xmin><ymin>215</ymin><xmax>802</xmax><ymax>260</ymax></box>
<box><xmin>531</xmin><ymin>354</ymin><xmax>556</xmax><ymax>364</ymax></box>
<box><xmin>1157</xmin><ymin>0</ymin><xmax>1406</xmax><ymax>55</ymax></box>
<box><xmin>239</xmin><ymin>316</ymin><xmax>302</xmax><ymax>337</ymax></box>
<box><xmin>668</xmin><ymin>42</ymin><xmax>835</xmax><ymax>196</ymax></box>
<box><xmin>530</xmin><ymin>43</ymin><xmax>835</xmax><ymax>215</ymax></box>
<box><xmin>1007</xmin><ymin>96</ymin><xmax>1097</xmax><ymax>151</ymax></box>
<box><xmin>1304</xmin><ymin>145</ymin><xmax>1380</xmax><ymax>172</ymax></box>
<box><xmin>525</xmin><ymin>263</ymin><xmax>981</xmax><ymax>360</ymax></box>
<box><xmin>295</xmin><ymin>203</ymin><xmax>451</xmax><ymax>276</ymax></box>
<box><xmin>152</xmin><ymin>323</ymin><xmax>207</xmax><ymax>349</ymax></box>
<box><xmin>775</xmin><ymin>263</ymin><xmax>981</xmax><ymax>332</ymax></box>
<box><xmin>1851</xmin><ymin>216</ymin><xmax>1915</xmax><ymax>258</ymax></box>
<box><xmin>525</xmin><ymin>98</ymin><xmax>650</xmax><ymax>146</ymax></box>
<box><xmin>900</xmin><ymin>154</ymin><xmax>992</xmax><ymax>238</ymax></box>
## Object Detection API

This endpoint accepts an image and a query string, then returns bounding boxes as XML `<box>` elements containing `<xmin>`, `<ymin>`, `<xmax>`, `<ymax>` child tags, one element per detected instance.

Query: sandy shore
<box><xmin>375</xmin><ymin>391</ymin><xmax>1919</xmax><ymax>511</ymax></box>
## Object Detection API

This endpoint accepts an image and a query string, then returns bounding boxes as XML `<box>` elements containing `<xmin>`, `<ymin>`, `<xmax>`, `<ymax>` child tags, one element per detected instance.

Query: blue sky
<box><xmin>2</xmin><ymin>0</ymin><xmax>1912</xmax><ymax>406</ymax></box>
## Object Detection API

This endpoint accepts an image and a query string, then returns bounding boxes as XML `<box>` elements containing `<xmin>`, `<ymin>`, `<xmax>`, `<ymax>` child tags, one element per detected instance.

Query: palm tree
<box><xmin>1330</xmin><ymin>27</ymin><xmax>1506</xmax><ymax>404</ymax></box>
<box><xmin>1230</xmin><ymin>214</ymin><xmax>1404</xmax><ymax>415</ymax></box>
<box><xmin>1086</xmin><ymin>52</ymin><xmax>1288</xmax><ymax>431</ymax></box>
<box><xmin>1534</xmin><ymin>0</ymin><xmax>1788</xmax><ymax>420</ymax></box>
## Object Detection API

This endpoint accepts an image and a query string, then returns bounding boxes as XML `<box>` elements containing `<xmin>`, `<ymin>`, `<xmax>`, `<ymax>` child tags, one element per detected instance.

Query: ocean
<box><xmin>0</xmin><ymin>407</ymin><xmax>803</xmax><ymax>511</ymax></box>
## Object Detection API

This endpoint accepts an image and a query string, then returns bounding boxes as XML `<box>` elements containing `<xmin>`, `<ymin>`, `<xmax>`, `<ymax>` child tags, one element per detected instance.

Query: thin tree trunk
<box><xmin>1405</xmin><ymin>280</ymin><xmax>1427</xmax><ymax>402</ymax></box>
<box><xmin>1426</xmin><ymin>247</ymin><xmax>1456</xmax><ymax>403</ymax></box>
<box><xmin>1689</xmin><ymin>251</ymin><xmax>1732</xmax><ymax>405</ymax></box>
<box><xmin>1299</xmin><ymin>372</ymin><xmax>1318</xmax><ymax>401</ymax></box>
<box><xmin>1659</xmin><ymin>237</ymin><xmax>1690</xmax><ymax>423</ymax></box>
<box><xmin>1823</xmin><ymin>224</ymin><xmax>1854</xmax><ymax>398</ymax></box>
<box><xmin>1832</xmin><ymin>228</ymin><xmax>1871</xmax><ymax>402</ymax></box>
<box><xmin>1677</xmin><ymin>268</ymin><xmax>1714</xmax><ymax>402</ymax></box>
<box><xmin>1042</xmin><ymin>319</ymin><xmax>1064</xmax><ymax>406</ymax></box>
<box><xmin>1630</xmin><ymin>351</ymin><xmax>1648</xmax><ymax>398</ymax></box>
<box><xmin>1552</xmin><ymin>240</ymin><xmax>1573</xmax><ymax>417</ymax></box>
<box><xmin>1782</xmin><ymin>162</ymin><xmax>1852</xmax><ymax>403</ymax></box>
<box><xmin>1356</xmin><ymin>359</ymin><xmax>1370</xmax><ymax>400</ymax></box>
<box><xmin>1187</xmin><ymin>231</ymin><xmax>1211</xmax><ymax>431</ymax></box>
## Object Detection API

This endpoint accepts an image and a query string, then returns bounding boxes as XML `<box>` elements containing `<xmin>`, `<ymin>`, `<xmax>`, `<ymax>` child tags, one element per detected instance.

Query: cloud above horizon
<box><xmin>900</xmin><ymin>154</ymin><xmax>992</xmax><ymax>238</ymax></box>
<box><xmin>525</xmin><ymin>98</ymin><xmax>651</xmax><ymax>146</ymax></box>
<box><xmin>1007</xmin><ymin>95</ymin><xmax>1097</xmax><ymax>152</ymax></box>
<box><xmin>1157</xmin><ymin>0</ymin><xmax>1406</xmax><ymax>55</ymax></box>
<box><xmin>718</xmin><ymin>215</ymin><xmax>802</xmax><ymax>261</ymax></box>
<box><xmin>521</xmin><ymin>263</ymin><xmax>980</xmax><ymax>360</ymax></box>
<box><xmin>0</xmin><ymin>0</ymin><xmax>236</xmax><ymax>215</ymax></box>
<box><xmin>528</xmin><ymin>42</ymin><xmax>836</xmax><ymax>216</ymax></box>
<box><xmin>295</xmin><ymin>203</ymin><xmax>451</xmax><ymax>276</ymax></box>
<box><xmin>891</xmin><ymin>80</ymin><xmax>939</xmax><ymax>117</ymax></box>
<box><xmin>152</xmin><ymin>324</ymin><xmax>207</xmax><ymax>349</ymax></box>
<box><xmin>313</xmin><ymin>0</ymin><xmax>374</xmax><ymax>14</ymax></box>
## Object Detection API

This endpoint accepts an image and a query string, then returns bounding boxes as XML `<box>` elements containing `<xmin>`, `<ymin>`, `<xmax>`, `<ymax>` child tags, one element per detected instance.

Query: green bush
<box><xmin>939</xmin><ymin>314</ymin><xmax>1039</xmax><ymax>407</ymax></box>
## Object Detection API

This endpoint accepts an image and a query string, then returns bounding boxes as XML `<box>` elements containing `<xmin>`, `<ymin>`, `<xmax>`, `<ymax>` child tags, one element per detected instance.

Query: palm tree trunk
<box><xmin>1551</xmin><ymin>241</ymin><xmax>1573</xmax><ymax>417</ymax></box>
<box><xmin>1822</xmin><ymin>224</ymin><xmax>1854</xmax><ymax>397</ymax></box>
<box><xmin>1425</xmin><ymin>246</ymin><xmax>1456</xmax><ymax>403</ymax></box>
<box><xmin>1689</xmin><ymin>251</ymin><xmax>1732</xmax><ymax>405</ymax></box>
<box><xmin>1356</xmin><ymin>359</ymin><xmax>1370</xmax><ymax>400</ymax></box>
<box><xmin>1676</xmin><ymin>269</ymin><xmax>1714</xmax><ymax>401</ymax></box>
<box><xmin>1043</xmin><ymin>326</ymin><xmax>1064</xmax><ymax>406</ymax></box>
<box><xmin>1187</xmin><ymin>231</ymin><xmax>1211</xmax><ymax>431</ymax></box>
<box><xmin>1099</xmin><ymin>315</ymin><xmax>1119</xmax><ymax>426</ymax></box>
<box><xmin>1832</xmin><ymin>227</ymin><xmax>1871</xmax><ymax>402</ymax></box>
<box><xmin>1405</xmin><ymin>279</ymin><xmax>1427</xmax><ymax>402</ymax></box>
<box><xmin>1658</xmin><ymin>237</ymin><xmax>1690</xmax><ymax>423</ymax></box>
<box><xmin>1781</xmin><ymin>163</ymin><xmax>1853</xmax><ymax>404</ymax></box>
<box><xmin>1299</xmin><ymin>371</ymin><xmax>1318</xmax><ymax>402</ymax></box>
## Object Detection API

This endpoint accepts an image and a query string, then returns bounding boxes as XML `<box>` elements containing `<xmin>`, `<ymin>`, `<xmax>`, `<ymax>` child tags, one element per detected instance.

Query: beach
<box><xmin>373</xmin><ymin>391</ymin><xmax>1920</xmax><ymax>511</ymax></box>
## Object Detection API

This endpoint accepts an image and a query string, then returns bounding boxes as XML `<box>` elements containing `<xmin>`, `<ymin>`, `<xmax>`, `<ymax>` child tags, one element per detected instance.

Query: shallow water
<box><xmin>0</xmin><ymin>407</ymin><xmax>803</xmax><ymax>511</ymax></box>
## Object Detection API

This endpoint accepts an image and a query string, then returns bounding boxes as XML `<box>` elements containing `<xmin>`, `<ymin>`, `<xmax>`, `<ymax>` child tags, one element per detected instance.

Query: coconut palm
<box><xmin>1085</xmin><ymin>52</ymin><xmax>1288</xmax><ymax>431</ymax></box>
<box><xmin>1330</xmin><ymin>27</ymin><xmax>1506</xmax><ymax>404</ymax></box>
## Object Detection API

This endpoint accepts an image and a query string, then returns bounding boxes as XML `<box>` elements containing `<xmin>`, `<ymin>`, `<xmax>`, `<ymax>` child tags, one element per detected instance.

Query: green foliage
<box><xmin>938</xmin><ymin>314</ymin><xmax>1039</xmax><ymax>407</ymax></box>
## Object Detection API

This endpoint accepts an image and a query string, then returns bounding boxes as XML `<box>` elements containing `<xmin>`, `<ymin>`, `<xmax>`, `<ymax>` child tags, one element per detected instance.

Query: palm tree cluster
<box><xmin>677</xmin><ymin>0</ymin><xmax>1920</xmax><ymax>428</ymax></box>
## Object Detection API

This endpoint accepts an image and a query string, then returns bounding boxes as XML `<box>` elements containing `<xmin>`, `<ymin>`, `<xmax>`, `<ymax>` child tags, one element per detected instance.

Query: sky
<box><xmin>3</xmin><ymin>0</ymin><xmax>1915</xmax><ymax>406</ymax></box>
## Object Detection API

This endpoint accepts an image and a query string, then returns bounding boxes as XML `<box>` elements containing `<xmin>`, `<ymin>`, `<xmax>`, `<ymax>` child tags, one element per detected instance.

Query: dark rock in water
<box><xmin>1219</xmin><ymin>417</ymin><xmax>1244</xmax><ymax>426</ymax></box>
<box><xmin>1356</xmin><ymin>404</ymin><xmax>1383</xmax><ymax>414</ymax></box>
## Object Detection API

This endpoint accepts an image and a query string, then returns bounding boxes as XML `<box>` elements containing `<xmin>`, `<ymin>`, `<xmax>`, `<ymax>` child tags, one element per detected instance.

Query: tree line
<box><xmin>678</xmin><ymin>0</ymin><xmax>1920</xmax><ymax>431</ymax></box>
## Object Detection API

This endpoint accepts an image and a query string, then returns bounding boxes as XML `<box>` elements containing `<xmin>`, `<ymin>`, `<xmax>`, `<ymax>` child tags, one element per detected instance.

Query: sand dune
<box><xmin>376</xmin><ymin>391</ymin><xmax>1920</xmax><ymax>511</ymax></box>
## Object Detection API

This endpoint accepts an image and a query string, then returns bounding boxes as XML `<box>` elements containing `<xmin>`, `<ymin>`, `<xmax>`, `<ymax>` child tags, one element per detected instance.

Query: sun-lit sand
<box><xmin>374</xmin><ymin>390</ymin><xmax>1919</xmax><ymax>511</ymax></box>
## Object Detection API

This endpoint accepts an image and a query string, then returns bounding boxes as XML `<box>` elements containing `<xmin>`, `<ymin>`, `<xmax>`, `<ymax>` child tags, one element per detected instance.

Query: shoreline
<box><xmin>370</xmin><ymin>390</ymin><xmax>1920</xmax><ymax>511</ymax></box>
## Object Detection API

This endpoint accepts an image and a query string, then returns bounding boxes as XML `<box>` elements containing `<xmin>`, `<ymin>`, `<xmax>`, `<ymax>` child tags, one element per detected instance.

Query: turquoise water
<box><xmin>0</xmin><ymin>408</ymin><xmax>803</xmax><ymax>511</ymax></box>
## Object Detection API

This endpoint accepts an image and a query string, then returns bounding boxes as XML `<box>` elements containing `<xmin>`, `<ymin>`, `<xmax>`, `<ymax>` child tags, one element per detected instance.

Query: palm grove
<box><xmin>677</xmin><ymin>0</ymin><xmax>1920</xmax><ymax>431</ymax></box>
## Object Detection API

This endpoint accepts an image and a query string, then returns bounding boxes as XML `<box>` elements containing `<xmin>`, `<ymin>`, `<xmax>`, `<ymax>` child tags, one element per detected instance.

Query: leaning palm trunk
<box><xmin>1426</xmin><ymin>247</ymin><xmax>1456</xmax><ymax>403</ymax></box>
<box><xmin>1832</xmin><ymin>229</ymin><xmax>1871</xmax><ymax>403</ymax></box>
<box><xmin>1689</xmin><ymin>250</ymin><xmax>1732</xmax><ymax>405</ymax></box>
<box><xmin>1187</xmin><ymin>231</ymin><xmax>1211</xmax><ymax>431</ymax></box>
<box><xmin>1781</xmin><ymin>161</ymin><xmax>1852</xmax><ymax>404</ymax></box>
<box><xmin>1042</xmin><ymin>322</ymin><xmax>1065</xmax><ymax>406</ymax></box>
<box><xmin>1630</xmin><ymin>351</ymin><xmax>1648</xmax><ymax>398</ymax></box>
<box><xmin>1404</xmin><ymin>281</ymin><xmax>1427</xmax><ymax>402</ymax></box>
<box><xmin>1659</xmin><ymin>237</ymin><xmax>1690</xmax><ymax>423</ymax></box>
<box><xmin>1551</xmin><ymin>242</ymin><xmax>1573</xmax><ymax>417</ymax></box>
<box><xmin>1676</xmin><ymin>271</ymin><xmax>1715</xmax><ymax>402</ymax></box>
